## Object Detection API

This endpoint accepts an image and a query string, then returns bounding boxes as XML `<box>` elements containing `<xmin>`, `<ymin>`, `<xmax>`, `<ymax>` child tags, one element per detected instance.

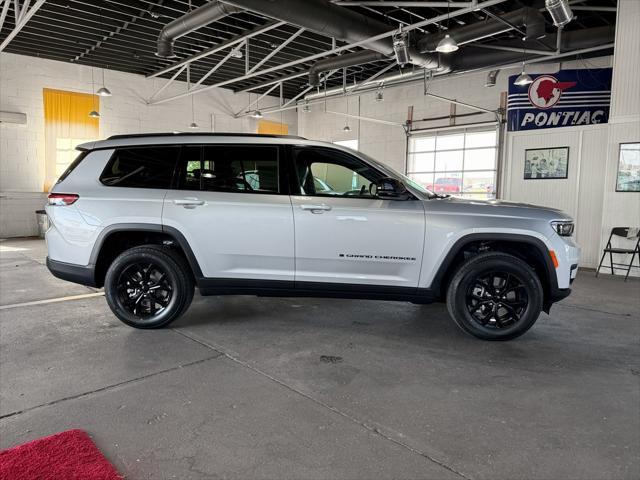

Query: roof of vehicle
<box><xmin>77</xmin><ymin>132</ymin><xmax>309</xmax><ymax>151</ymax></box>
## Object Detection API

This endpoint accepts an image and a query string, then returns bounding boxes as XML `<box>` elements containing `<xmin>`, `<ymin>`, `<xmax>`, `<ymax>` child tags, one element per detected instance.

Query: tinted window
<box><xmin>100</xmin><ymin>147</ymin><xmax>179</xmax><ymax>188</ymax></box>
<box><xmin>293</xmin><ymin>147</ymin><xmax>383</xmax><ymax>197</ymax></box>
<box><xmin>176</xmin><ymin>145</ymin><xmax>280</xmax><ymax>193</ymax></box>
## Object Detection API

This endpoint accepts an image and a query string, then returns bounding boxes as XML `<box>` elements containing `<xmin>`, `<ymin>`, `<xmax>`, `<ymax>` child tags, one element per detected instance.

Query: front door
<box><xmin>162</xmin><ymin>144</ymin><xmax>294</xmax><ymax>282</ymax></box>
<box><xmin>290</xmin><ymin>146</ymin><xmax>425</xmax><ymax>288</ymax></box>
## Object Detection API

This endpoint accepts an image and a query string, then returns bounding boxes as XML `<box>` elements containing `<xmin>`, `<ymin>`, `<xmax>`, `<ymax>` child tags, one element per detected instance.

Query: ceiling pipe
<box><xmin>309</xmin><ymin>51</ymin><xmax>388</xmax><ymax>87</ymax></box>
<box><xmin>156</xmin><ymin>1</ymin><xmax>242</xmax><ymax>58</ymax></box>
<box><xmin>417</xmin><ymin>7</ymin><xmax>545</xmax><ymax>53</ymax></box>
<box><xmin>303</xmin><ymin>26</ymin><xmax>615</xmax><ymax>101</ymax></box>
<box><xmin>220</xmin><ymin>0</ymin><xmax>442</xmax><ymax>70</ymax></box>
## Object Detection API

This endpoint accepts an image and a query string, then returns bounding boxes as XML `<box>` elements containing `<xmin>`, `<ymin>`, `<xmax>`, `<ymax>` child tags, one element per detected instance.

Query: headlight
<box><xmin>551</xmin><ymin>221</ymin><xmax>574</xmax><ymax>237</ymax></box>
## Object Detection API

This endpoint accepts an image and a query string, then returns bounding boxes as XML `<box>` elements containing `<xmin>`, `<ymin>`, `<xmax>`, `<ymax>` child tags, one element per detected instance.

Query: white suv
<box><xmin>46</xmin><ymin>133</ymin><xmax>579</xmax><ymax>340</ymax></box>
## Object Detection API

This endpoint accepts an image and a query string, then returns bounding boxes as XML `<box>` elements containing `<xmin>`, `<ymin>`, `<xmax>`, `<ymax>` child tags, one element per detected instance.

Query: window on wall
<box><xmin>406</xmin><ymin>129</ymin><xmax>498</xmax><ymax>199</ymax></box>
<box><xmin>43</xmin><ymin>88</ymin><xmax>99</xmax><ymax>191</ymax></box>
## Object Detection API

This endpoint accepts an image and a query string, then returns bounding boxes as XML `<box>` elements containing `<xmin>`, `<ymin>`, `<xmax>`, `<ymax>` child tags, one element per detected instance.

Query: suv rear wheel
<box><xmin>446</xmin><ymin>252</ymin><xmax>544</xmax><ymax>341</ymax></box>
<box><xmin>104</xmin><ymin>245</ymin><xmax>194</xmax><ymax>329</ymax></box>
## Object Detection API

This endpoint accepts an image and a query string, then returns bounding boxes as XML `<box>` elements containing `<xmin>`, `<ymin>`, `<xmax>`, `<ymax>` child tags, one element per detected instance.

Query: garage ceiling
<box><xmin>0</xmin><ymin>0</ymin><xmax>617</xmax><ymax>100</ymax></box>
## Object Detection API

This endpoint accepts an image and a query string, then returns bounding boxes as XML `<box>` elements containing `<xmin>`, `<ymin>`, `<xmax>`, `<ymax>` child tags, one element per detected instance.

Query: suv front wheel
<box><xmin>446</xmin><ymin>252</ymin><xmax>544</xmax><ymax>341</ymax></box>
<box><xmin>105</xmin><ymin>245</ymin><xmax>194</xmax><ymax>329</ymax></box>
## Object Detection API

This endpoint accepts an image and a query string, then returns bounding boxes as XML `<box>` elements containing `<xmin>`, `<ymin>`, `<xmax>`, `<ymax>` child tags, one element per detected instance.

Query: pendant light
<box><xmin>97</xmin><ymin>67</ymin><xmax>112</xmax><ymax>97</ymax></box>
<box><xmin>514</xmin><ymin>13</ymin><xmax>533</xmax><ymax>87</ymax></box>
<box><xmin>187</xmin><ymin>65</ymin><xmax>198</xmax><ymax>129</ymax></box>
<box><xmin>342</xmin><ymin>94</ymin><xmax>350</xmax><ymax>132</ymax></box>
<box><xmin>251</xmin><ymin>93</ymin><xmax>263</xmax><ymax>118</ymax></box>
<box><xmin>88</xmin><ymin>68</ymin><xmax>100</xmax><ymax>118</ymax></box>
<box><xmin>436</xmin><ymin>1</ymin><xmax>458</xmax><ymax>53</ymax></box>
<box><xmin>96</xmin><ymin>10</ymin><xmax>112</xmax><ymax>97</ymax></box>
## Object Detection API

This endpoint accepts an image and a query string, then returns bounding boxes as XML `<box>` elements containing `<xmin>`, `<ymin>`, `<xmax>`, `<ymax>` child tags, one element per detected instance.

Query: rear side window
<box><xmin>56</xmin><ymin>151</ymin><xmax>88</xmax><ymax>184</ymax></box>
<box><xmin>100</xmin><ymin>147</ymin><xmax>179</xmax><ymax>188</ymax></box>
<box><xmin>176</xmin><ymin>145</ymin><xmax>280</xmax><ymax>194</ymax></box>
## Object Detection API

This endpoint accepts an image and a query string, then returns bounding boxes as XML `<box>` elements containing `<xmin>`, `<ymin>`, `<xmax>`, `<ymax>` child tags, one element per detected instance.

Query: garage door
<box><xmin>406</xmin><ymin>128</ymin><xmax>499</xmax><ymax>199</ymax></box>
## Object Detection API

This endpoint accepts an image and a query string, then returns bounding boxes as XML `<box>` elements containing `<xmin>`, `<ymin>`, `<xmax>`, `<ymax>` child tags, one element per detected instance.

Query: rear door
<box><xmin>162</xmin><ymin>144</ymin><xmax>294</xmax><ymax>282</ymax></box>
<box><xmin>290</xmin><ymin>146</ymin><xmax>425</xmax><ymax>288</ymax></box>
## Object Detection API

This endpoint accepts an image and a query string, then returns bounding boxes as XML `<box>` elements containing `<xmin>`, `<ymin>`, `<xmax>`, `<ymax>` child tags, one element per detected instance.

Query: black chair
<box><xmin>595</xmin><ymin>227</ymin><xmax>640</xmax><ymax>281</ymax></box>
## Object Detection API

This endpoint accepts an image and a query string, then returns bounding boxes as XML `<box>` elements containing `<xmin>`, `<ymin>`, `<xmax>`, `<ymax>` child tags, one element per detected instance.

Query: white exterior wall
<box><xmin>0</xmin><ymin>53</ymin><xmax>296</xmax><ymax>237</ymax></box>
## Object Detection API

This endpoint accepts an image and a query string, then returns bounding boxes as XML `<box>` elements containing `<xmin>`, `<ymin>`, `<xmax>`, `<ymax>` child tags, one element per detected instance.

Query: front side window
<box><xmin>293</xmin><ymin>147</ymin><xmax>383</xmax><ymax>198</ymax></box>
<box><xmin>100</xmin><ymin>147</ymin><xmax>179</xmax><ymax>188</ymax></box>
<box><xmin>176</xmin><ymin>145</ymin><xmax>280</xmax><ymax>194</ymax></box>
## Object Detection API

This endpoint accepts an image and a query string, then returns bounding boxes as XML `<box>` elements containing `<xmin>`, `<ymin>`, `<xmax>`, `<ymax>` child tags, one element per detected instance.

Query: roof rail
<box><xmin>106</xmin><ymin>132</ymin><xmax>306</xmax><ymax>140</ymax></box>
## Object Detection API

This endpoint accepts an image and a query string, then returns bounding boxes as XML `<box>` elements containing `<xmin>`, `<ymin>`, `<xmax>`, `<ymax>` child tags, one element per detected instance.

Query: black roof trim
<box><xmin>106</xmin><ymin>132</ymin><xmax>306</xmax><ymax>140</ymax></box>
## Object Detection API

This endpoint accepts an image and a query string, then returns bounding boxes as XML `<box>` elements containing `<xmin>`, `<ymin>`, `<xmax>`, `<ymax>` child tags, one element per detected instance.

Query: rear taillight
<box><xmin>48</xmin><ymin>193</ymin><xmax>79</xmax><ymax>206</ymax></box>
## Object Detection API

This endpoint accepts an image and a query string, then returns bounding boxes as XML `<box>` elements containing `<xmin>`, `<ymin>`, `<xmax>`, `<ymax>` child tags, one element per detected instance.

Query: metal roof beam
<box><xmin>0</xmin><ymin>0</ymin><xmax>45</xmax><ymax>52</ymax></box>
<box><xmin>147</xmin><ymin>0</ymin><xmax>508</xmax><ymax>105</ymax></box>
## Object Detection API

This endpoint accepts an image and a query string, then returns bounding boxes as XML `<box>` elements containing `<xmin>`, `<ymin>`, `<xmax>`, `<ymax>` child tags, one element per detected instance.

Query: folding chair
<box><xmin>595</xmin><ymin>227</ymin><xmax>640</xmax><ymax>281</ymax></box>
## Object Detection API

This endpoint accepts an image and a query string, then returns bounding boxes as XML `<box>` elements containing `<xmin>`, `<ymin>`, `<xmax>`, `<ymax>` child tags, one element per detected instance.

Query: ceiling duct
<box><xmin>157</xmin><ymin>1</ymin><xmax>243</xmax><ymax>58</ymax></box>
<box><xmin>220</xmin><ymin>0</ymin><xmax>443</xmax><ymax>71</ymax></box>
<box><xmin>304</xmin><ymin>26</ymin><xmax>615</xmax><ymax>101</ymax></box>
<box><xmin>417</xmin><ymin>7</ymin><xmax>545</xmax><ymax>53</ymax></box>
<box><xmin>309</xmin><ymin>51</ymin><xmax>387</xmax><ymax>87</ymax></box>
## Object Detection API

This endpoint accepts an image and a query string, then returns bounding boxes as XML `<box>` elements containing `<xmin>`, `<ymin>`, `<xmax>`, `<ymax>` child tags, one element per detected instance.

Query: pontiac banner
<box><xmin>507</xmin><ymin>68</ymin><xmax>612</xmax><ymax>131</ymax></box>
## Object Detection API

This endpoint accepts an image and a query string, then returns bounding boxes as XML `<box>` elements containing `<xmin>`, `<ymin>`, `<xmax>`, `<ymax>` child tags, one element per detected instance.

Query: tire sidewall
<box><xmin>105</xmin><ymin>249</ymin><xmax>183</xmax><ymax>329</ymax></box>
<box><xmin>448</xmin><ymin>255</ymin><xmax>543</xmax><ymax>341</ymax></box>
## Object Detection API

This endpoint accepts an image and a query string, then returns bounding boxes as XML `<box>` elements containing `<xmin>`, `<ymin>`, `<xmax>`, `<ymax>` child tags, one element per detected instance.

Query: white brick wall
<box><xmin>0</xmin><ymin>53</ymin><xmax>297</xmax><ymax>237</ymax></box>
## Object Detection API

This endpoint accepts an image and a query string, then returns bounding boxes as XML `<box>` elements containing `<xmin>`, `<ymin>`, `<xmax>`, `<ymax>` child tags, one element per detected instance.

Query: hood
<box><xmin>425</xmin><ymin>195</ymin><xmax>572</xmax><ymax>221</ymax></box>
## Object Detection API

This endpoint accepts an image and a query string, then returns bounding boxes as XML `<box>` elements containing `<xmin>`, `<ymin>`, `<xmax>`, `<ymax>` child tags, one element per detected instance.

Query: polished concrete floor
<box><xmin>1</xmin><ymin>238</ymin><xmax>638</xmax><ymax>480</ymax></box>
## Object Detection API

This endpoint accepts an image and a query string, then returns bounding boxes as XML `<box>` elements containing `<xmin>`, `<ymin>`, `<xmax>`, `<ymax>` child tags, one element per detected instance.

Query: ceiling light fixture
<box><xmin>302</xmin><ymin>101</ymin><xmax>311</xmax><ymax>113</ymax></box>
<box><xmin>436</xmin><ymin>34</ymin><xmax>459</xmax><ymax>53</ymax></box>
<box><xmin>96</xmin><ymin>10</ymin><xmax>112</xmax><ymax>96</ymax></box>
<box><xmin>89</xmin><ymin>67</ymin><xmax>100</xmax><ymax>118</ymax></box>
<box><xmin>252</xmin><ymin>110</ymin><xmax>263</xmax><ymax>118</ymax></box>
<box><xmin>187</xmin><ymin>65</ymin><xmax>198</xmax><ymax>129</ymax></box>
<box><xmin>375</xmin><ymin>89</ymin><xmax>384</xmax><ymax>102</ymax></box>
<box><xmin>436</xmin><ymin>1</ymin><xmax>458</xmax><ymax>53</ymax></box>
<box><xmin>343</xmin><ymin>124</ymin><xmax>351</xmax><ymax>132</ymax></box>
<box><xmin>545</xmin><ymin>0</ymin><xmax>573</xmax><ymax>27</ymax></box>
<box><xmin>514</xmin><ymin>66</ymin><xmax>533</xmax><ymax>86</ymax></box>
<box><xmin>514</xmin><ymin>11</ymin><xmax>533</xmax><ymax>87</ymax></box>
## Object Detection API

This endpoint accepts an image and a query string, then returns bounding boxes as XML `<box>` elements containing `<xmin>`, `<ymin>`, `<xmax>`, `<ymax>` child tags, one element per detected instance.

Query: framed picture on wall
<box><xmin>524</xmin><ymin>147</ymin><xmax>569</xmax><ymax>179</ymax></box>
<box><xmin>615</xmin><ymin>142</ymin><xmax>640</xmax><ymax>192</ymax></box>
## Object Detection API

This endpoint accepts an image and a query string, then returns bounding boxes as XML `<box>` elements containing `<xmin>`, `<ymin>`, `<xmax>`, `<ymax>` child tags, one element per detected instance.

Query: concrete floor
<box><xmin>1</xmin><ymin>238</ymin><xmax>638</xmax><ymax>480</ymax></box>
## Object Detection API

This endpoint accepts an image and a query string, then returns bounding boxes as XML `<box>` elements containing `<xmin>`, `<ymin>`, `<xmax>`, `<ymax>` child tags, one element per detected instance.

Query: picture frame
<box><xmin>615</xmin><ymin>142</ymin><xmax>640</xmax><ymax>192</ymax></box>
<box><xmin>524</xmin><ymin>147</ymin><xmax>570</xmax><ymax>180</ymax></box>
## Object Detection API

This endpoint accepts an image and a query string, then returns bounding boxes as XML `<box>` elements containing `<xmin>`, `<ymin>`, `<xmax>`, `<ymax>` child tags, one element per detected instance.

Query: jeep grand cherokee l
<box><xmin>45</xmin><ymin>133</ymin><xmax>580</xmax><ymax>340</ymax></box>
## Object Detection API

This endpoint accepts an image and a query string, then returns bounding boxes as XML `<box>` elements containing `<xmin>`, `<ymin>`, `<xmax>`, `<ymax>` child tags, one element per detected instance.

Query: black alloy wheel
<box><xmin>117</xmin><ymin>262</ymin><xmax>173</xmax><ymax>319</ymax></box>
<box><xmin>446</xmin><ymin>252</ymin><xmax>544</xmax><ymax>341</ymax></box>
<box><xmin>105</xmin><ymin>245</ymin><xmax>194</xmax><ymax>329</ymax></box>
<box><xmin>466</xmin><ymin>271</ymin><xmax>529</xmax><ymax>329</ymax></box>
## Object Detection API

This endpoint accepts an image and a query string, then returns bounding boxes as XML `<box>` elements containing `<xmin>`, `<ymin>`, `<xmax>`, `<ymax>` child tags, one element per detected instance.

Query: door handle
<box><xmin>300</xmin><ymin>204</ymin><xmax>332</xmax><ymax>213</ymax></box>
<box><xmin>173</xmin><ymin>198</ymin><xmax>205</xmax><ymax>208</ymax></box>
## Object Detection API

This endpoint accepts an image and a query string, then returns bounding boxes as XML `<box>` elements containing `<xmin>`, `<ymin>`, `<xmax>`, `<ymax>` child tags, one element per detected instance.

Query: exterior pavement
<box><xmin>1</xmin><ymin>238</ymin><xmax>638</xmax><ymax>480</ymax></box>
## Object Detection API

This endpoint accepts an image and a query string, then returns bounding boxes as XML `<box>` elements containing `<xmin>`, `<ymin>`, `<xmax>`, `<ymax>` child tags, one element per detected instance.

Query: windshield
<box><xmin>355</xmin><ymin>150</ymin><xmax>435</xmax><ymax>198</ymax></box>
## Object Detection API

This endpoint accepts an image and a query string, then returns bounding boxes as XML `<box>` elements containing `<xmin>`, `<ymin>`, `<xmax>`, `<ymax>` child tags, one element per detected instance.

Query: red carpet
<box><xmin>0</xmin><ymin>429</ymin><xmax>122</xmax><ymax>480</ymax></box>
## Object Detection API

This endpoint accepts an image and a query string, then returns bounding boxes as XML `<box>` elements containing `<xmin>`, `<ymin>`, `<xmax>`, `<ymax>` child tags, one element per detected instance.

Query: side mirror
<box><xmin>373</xmin><ymin>177</ymin><xmax>409</xmax><ymax>199</ymax></box>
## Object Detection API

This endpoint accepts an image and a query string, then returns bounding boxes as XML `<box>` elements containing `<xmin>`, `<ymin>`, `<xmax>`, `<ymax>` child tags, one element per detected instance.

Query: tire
<box><xmin>446</xmin><ymin>252</ymin><xmax>544</xmax><ymax>341</ymax></box>
<box><xmin>104</xmin><ymin>245</ymin><xmax>194</xmax><ymax>329</ymax></box>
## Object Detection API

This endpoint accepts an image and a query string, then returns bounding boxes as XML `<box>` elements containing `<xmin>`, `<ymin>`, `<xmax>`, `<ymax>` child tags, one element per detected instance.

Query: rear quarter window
<box><xmin>56</xmin><ymin>151</ymin><xmax>89</xmax><ymax>184</ymax></box>
<box><xmin>100</xmin><ymin>147</ymin><xmax>179</xmax><ymax>189</ymax></box>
